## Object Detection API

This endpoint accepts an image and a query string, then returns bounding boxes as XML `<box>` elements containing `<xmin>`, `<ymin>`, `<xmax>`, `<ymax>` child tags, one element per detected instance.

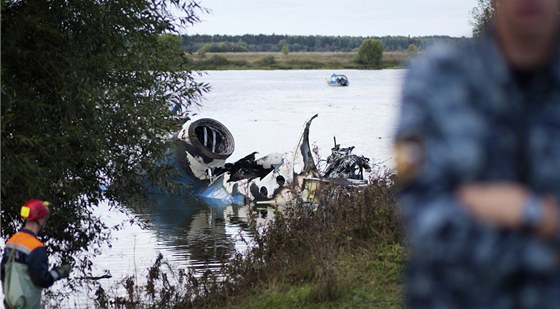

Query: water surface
<box><xmin>55</xmin><ymin>69</ymin><xmax>406</xmax><ymax>306</ymax></box>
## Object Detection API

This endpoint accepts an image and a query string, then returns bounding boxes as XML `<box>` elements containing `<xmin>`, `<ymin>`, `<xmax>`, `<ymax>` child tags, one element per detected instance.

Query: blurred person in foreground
<box><xmin>1</xmin><ymin>200</ymin><xmax>71</xmax><ymax>309</ymax></box>
<box><xmin>394</xmin><ymin>0</ymin><xmax>560</xmax><ymax>307</ymax></box>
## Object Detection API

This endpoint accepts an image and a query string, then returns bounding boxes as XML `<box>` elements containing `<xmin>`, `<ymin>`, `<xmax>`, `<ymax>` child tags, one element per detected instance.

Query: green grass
<box><xmin>225</xmin><ymin>244</ymin><xmax>404</xmax><ymax>309</ymax></box>
<box><xmin>186</xmin><ymin>51</ymin><xmax>410</xmax><ymax>70</ymax></box>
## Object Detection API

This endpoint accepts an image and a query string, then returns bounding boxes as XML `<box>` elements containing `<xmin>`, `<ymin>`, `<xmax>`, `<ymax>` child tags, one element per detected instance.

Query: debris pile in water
<box><xmin>156</xmin><ymin>114</ymin><xmax>372</xmax><ymax>206</ymax></box>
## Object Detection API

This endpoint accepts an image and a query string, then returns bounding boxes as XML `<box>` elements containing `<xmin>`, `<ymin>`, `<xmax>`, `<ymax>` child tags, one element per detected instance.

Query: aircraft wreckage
<box><xmin>155</xmin><ymin>114</ymin><xmax>372</xmax><ymax>206</ymax></box>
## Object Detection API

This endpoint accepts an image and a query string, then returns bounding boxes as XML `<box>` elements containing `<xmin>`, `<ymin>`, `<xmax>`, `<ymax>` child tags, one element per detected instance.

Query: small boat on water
<box><xmin>326</xmin><ymin>73</ymin><xmax>349</xmax><ymax>87</ymax></box>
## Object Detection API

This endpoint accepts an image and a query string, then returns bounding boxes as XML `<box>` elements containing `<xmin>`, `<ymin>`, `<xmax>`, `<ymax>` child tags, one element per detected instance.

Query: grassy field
<box><xmin>187</xmin><ymin>51</ymin><xmax>411</xmax><ymax>70</ymax></box>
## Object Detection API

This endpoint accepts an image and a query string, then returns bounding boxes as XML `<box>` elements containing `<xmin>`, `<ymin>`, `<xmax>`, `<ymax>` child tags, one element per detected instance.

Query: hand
<box><xmin>456</xmin><ymin>182</ymin><xmax>528</xmax><ymax>229</ymax></box>
<box><xmin>457</xmin><ymin>182</ymin><xmax>559</xmax><ymax>238</ymax></box>
<box><xmin>55</xmin><ymin>264</ymin><xmax>71</xmax><ymax>279</ymax></box>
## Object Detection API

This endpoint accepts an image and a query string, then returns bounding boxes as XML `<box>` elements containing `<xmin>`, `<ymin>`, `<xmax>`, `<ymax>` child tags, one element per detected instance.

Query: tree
<box><xmin>158</xmin><ymin>33</ymin><xmax>190</xmax><ymax>67</ymax></box>
<box><xmin>1</xmin><ymin>0</ymin><xmax>209</xmax><ymax>290</ymax></box>
<box><xmin>407</xmin><ymin>43</ymin><xmax>418</xmax><ymax>55</ymax></box>
<box><xmin>356</xmin><ymin>39</ymin><xmax>384</xmax><ymax>67</ymax></box>
<box><xmin>281</xmin><ymin>42</ymin><xmax>290</xmax><ymax>57</ymax></box>
<box><xmin>471</xmin><ymin>0</ymin><xmax>495</xmax><ymax>37</ymax></box>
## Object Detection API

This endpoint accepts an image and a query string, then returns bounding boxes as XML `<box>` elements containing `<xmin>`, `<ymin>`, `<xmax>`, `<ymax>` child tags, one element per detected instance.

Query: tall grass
<box><xmin>94</xmin><ymin>172</ymin><xmax>404</xmax><ymax>308</ymax></box>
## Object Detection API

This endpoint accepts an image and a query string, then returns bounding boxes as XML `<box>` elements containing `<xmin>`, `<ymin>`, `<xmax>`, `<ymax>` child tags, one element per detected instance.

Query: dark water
<box><xmin>51</xmin><ymin>69</ymin><xmax>405</xmax><ymax>306</ymax></box>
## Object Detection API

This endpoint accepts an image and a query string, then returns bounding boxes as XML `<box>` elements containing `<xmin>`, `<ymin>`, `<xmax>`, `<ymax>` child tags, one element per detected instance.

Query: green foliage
<box><xmin>157</xmin><ymin>33</ymin><xmax>191</xmax><ymax>68</ymax></box>
<box><xmin>471</xmin><ymin>0</ymin><xmax>494</xmax><ymax>37</ymax></box>
<box><xmin>407</xmin><ymin>43</ymin><xmax>418</xmax><ymax>54</ymax></box>
<box><xmin>183</xmin><ymin>34</ymin><xmax>469</xmax><ymax>53</ymax></box>
<box><xmin>258</xmin><ymin>55</ymin><xmax>277</xmax><ymax>66</ymax></box>
<box><xmin>356</xmin><ymin>39</ymin><xmax>384</xmax><ymax>67</ymax></box>
<box><xmin>281</xmin><ymin>43</ymin><xmax>289</xmax><ymax>57</ymax></box>
<box><xmin>0</xmin><ymin>0</ymin><xmax>209</xmax><ymax>288</ymax></box>
<box><xmin>187</xmin><ymin>52</ymin><xmax>410</xmax><ymax>70</ymax></box>
<box><xmin>197</xmin><ymin>42</ymin><xmax>249</xmax><ymax>53</ymax></box>
<box><xmin>206</xmin><ymin>55</ymin><xmax>231</xmax><ymax>66</ymax></box>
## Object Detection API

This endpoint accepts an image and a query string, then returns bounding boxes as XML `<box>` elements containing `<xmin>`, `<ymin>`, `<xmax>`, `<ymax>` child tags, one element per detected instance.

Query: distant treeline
<box><xmin>182</xmin><ymin>34</ymin><xmax>470</xmax><ymax>53</ymax></box>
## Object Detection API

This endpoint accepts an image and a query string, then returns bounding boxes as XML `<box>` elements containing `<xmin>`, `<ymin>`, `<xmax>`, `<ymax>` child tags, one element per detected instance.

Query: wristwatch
<box><xmin>521</xmin><ymin>193</ymin><xmax>544</xmax><ymax>231</ymax></box>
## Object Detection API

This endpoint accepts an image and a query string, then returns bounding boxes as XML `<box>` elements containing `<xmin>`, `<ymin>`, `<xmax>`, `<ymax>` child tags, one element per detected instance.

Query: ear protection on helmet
<box><xmin>21</xmin><ymin>199</ymin><xmax>50</xmax><ymax>221</ymax></box>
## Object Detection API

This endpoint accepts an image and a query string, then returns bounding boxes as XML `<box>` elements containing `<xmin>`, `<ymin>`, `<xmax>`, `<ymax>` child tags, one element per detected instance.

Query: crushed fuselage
<box><xmin>165</xmin><ymin>114</ymin><xmax>371</xmax><ymax>206</ymax></box>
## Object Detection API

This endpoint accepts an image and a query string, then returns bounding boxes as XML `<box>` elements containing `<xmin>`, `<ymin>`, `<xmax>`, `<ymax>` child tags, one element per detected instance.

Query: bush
<box><xmin>356</xmin><ymin>39</ymin><xmax>384</xmax><ymax>67</ymax></box>
<box><xmin>205</xmin><ymin>55</ymin><xmax>230</xmax><ymax>66</ymax></box>
<box><xmin>257</xmin><ymin>55</ymin><xmax>277</xmax><ymax>66</ymax></box>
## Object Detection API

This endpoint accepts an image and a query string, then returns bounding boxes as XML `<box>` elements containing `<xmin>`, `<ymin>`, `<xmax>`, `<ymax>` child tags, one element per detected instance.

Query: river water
<box><xmin>6</xmin><ymin>69</ymin><xmax>406</xmax><ymax>307</ymax></box>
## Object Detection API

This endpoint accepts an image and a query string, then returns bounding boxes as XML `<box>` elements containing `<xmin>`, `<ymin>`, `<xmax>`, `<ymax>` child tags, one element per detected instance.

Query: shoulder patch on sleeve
<box><xmin>394</xmin><ymin>139</ymin><xmax>425</xmax><ymax>182</ymax></box>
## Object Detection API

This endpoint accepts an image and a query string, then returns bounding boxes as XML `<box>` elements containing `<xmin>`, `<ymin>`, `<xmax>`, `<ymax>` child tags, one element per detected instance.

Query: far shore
<box><xmin>186</xmin><ymin>51</ymin><xmax>413</xmax><ymax>70</ymax></box>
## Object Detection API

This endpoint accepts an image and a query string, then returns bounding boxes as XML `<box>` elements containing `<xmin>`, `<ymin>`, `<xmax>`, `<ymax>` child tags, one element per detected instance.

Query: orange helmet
<box><xmin>20</xmin><ymin>199</ymin><xmax>50</xmax><ymax>221</ymax></box>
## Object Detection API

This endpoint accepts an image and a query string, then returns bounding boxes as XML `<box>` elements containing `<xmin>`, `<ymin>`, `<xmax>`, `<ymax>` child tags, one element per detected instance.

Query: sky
<box><xmin>185</xmin><ymin>0</ymin><xmax>477</xmax><ymax>38</ymax></box>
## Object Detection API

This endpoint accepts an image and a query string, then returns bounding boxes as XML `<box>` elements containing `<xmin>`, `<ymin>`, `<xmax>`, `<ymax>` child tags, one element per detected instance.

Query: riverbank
<box><xmin>94</xmin><ymin>174</ymin><xmax>405</xmax><ymax>308</ymax></box>
<box><xmin>187</xmin><ymin>51</ymin><xmax>411</xmax><ymax>70</ymax></box>
<box><xmin>218</xmin><ymin>177</ymin><xmax>405</xmax><ymax>309</ymax></box>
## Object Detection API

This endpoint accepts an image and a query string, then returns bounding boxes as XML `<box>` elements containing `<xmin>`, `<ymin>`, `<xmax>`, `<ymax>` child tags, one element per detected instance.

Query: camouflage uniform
<box><xmin>395</xmin><ymin>31</ymin><xmax>560</xmax><ymax>308</ymax></box>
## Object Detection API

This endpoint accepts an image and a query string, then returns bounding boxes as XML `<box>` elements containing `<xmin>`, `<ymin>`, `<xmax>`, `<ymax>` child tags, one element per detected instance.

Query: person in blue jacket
<box><xmin>395</xmin><ymin>0</ymin><xmax>560</xmax><ymax>307</ymax></box>
<box><xmin>1</xmin><ymin>200</ymin><xmax>71</xmax><ymax>308</ymax></box>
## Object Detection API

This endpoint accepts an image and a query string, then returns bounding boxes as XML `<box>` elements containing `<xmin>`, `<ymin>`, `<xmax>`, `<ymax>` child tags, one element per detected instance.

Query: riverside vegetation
<box><xmin>187</xmin><ymin>51</ymin><xmax>410</xmax><ymax>70</ymax></box>
<box><xmin>92</xmin><ymin>172</ymin><xmax>404</xmax><ymax>309</ymax></box>
<box><xmin>180</xmin><ymin>33</ymin><xmax>467</xmax><ymax>70</ymax></box>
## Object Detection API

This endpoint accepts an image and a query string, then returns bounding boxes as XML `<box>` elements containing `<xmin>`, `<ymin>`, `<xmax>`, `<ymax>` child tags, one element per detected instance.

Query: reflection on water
<box><xmin>113</xmin><ymin>193</ymin><xmax>269</xmax><ymax>278</ymax></box>
<box><xmin>125</xmin><ymin>194</ymin><xmax>255</xmax><ymax>272</ymax></box>
<box><xmin>60</xmin><ymin>197</ymin><xmax>265</xmax><ymax>307</ymax></box>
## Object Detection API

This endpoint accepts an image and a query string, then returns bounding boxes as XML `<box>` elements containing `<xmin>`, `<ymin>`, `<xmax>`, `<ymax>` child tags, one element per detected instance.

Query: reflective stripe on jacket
<box><xmin>6</xmin><ymin>231</ymin><xmax>44</xmax><ymax>255</ymax></box>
